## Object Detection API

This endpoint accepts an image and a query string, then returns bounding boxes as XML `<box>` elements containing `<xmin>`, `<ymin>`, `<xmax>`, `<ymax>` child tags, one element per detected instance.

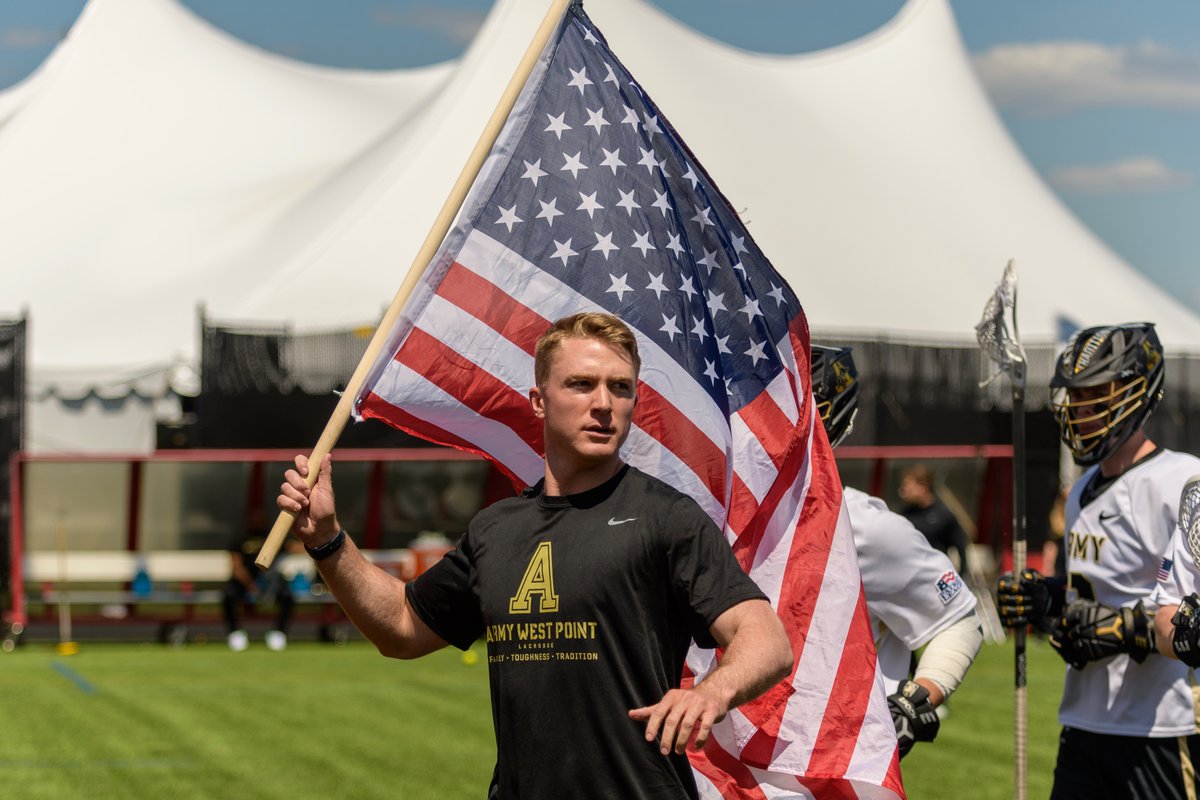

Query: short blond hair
<box><xmin>534</xmin><ymin>312</ymin><xmax>641</xmax><ymax>387</ymax></box>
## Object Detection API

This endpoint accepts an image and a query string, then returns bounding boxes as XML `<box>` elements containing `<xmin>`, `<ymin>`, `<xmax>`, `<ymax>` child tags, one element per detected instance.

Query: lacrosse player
<box><xmin>996</xmin><ymin>322</ymin><xmax>1200</xmax><ymax>800</ymax></box>
<box><xmin>811</xmin><ymin>345</ymin><xmax>983</xmax><ymax>760</ymax></box>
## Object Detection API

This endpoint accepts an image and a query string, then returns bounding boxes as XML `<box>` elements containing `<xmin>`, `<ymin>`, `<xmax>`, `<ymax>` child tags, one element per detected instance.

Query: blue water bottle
<box><xmin>132</xmin><ymin>561</ymin><xmax>153</xmax><ymax>598</ymax></box>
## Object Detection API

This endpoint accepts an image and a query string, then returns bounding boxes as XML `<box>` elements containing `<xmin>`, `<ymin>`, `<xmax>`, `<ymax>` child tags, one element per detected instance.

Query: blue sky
<box><xmin>3</xmin><ymin>0</ymin><xmax>1199</xmax><ymax>315</ymax></box>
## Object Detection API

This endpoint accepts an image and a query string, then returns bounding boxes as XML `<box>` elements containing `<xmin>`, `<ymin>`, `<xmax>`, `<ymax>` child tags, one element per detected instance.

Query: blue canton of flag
<box><xmin>476</xmin><ymin>11</ymin><xmax>803</xmax><ymax>416</ymax></box>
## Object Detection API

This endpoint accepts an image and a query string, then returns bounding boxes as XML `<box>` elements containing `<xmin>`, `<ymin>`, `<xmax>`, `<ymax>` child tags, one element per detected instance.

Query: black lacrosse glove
<box><xmin>1171</xmin><ymin>594</ymin><xmax>1200</xmax><ymax>668</ymax></box>
<box><xmin>997</xmin><ymin>569</ymin><xmax>1060</xmax><ymax>630</ymax></box>
<box><xmin>1050</xmin><ymin>599</ymin><xmax>1155</xmax><ymax>670</ymax></box>
<box><xmin>887</xmin><ymin>680</ymin><xmax>939</xmax><ymax>759</ymax></box>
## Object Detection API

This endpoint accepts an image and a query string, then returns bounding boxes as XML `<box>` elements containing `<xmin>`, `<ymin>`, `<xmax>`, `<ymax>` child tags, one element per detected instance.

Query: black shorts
<box><xmin>1051</xmin><ymin>726</ymin><xmax>1200</xmax><ymax>800</ymax></box>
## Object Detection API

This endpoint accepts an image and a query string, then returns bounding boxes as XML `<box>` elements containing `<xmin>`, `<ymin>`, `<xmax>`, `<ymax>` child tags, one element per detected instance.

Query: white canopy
<box><xmin>3</xmin><ymin>0</ymin><xmax>1199</xmax><ymax>451</ymax></box>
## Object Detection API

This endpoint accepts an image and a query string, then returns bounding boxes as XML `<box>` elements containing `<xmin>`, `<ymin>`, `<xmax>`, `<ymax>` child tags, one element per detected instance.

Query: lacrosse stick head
<box><xmin>1182</xmin><ymin>476</ymin><xmax>1200</xmax><ymax>565</ymax></box>
<box><xmin>976</xmin><ymin>260</ymin><xmax>1027</xmax><ymax>389</ymax></box>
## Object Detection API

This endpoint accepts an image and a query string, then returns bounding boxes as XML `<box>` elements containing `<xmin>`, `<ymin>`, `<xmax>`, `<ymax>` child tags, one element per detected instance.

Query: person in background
<box><xmin>898</xmin><ymin>464</ymin><xmax>972</xmax><ymax>577</ymax></box>
<box><xmin>811</xmin><ymin>344</ymin><xmax>983</xmax><ymax>760</ymax></box>
<box><xmin>224</xmin><ymin>518</ymin><xmax>296</xmax><ymax>652</ymax></box>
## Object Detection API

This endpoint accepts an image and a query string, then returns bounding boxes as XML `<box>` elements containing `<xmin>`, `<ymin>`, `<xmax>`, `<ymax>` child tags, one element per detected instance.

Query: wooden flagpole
<box><xmin>256</xmin><ymin>0</ymin><xmax>573</xmax><ymax>568</ymax></box>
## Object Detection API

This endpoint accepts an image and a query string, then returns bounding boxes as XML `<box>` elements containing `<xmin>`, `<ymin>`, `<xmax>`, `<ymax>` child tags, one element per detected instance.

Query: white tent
<box><xmin>4</xmin><ymin>0</ymin><xmax>1199</xmax><ymax>451</ymax></box>
<box><xmin>0</xmin><ymin>0</ymin><xmax>452</xmax><ymax>450</ymax></box>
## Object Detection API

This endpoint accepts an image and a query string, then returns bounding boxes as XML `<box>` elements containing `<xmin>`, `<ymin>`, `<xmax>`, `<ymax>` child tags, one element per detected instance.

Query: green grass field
<box><xmin>0</xmin><ymin>635</ymin><xmax>1065</xmax><ymax>799</ymax></box>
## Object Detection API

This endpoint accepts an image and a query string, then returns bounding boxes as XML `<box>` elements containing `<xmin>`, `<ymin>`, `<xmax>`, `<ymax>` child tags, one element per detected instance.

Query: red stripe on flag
<box><xmin>691</xmin><ymin>738</ymin><xmax>771</xmax><ymax>800</ymax></box>
<box><xmin>796</xmin><ymin>777</ymin><xmax>860</xmax><ymax>800</ymax></box>
<box><xmin>743</xmin><ymin>439</ymin><xmax>875</xmax><ymax>777</ymax></box>
<box><xmin>737</xmin><ymin>389</ymin><xmax>797</xmax><ymax>471</ymax></box>
<box><xmin>884</xmin><ymin>747</ymin><xmax>905</xmax><ymax>797</ymax></box>
<box><xmin>726</xmin><ymin>474</ymin><xmax>761</xmax><ymax>561</ymax></box>
<box><xmin>395</xmin><ymin>327</ymin><xmax>545</xmax><ymax>454</ymax></box>
<box><xmin>805</xmin><ymin>591</ymin><xmax>878</xmax><ymax>778</ymax></box>
<box><xmin>733</xmin><ymin>443</ymin><xmax>842</xmax><ymax>744</ymax></box>
<box><xmin>437</xmin><ymin>261</ymin><xmax>548</xmax><ymax>355</ymax></box>
<box><xmin>634</xmin><ymin>382</ymin><xmax>726</xmax><ymax>506</ymax></box>
<box><xmin>357</xmin><ymin>391</ymin><xmax>530</xmax><ymax>491</ymax></box>
<box><xmin>727</xmin><ymin>432</ymin><xmax>799</xmax><ymax>576</ymax></box>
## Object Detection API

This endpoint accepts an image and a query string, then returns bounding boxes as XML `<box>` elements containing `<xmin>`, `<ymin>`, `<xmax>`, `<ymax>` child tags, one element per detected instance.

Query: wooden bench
<box><xmin>7</xmin><ymin>548</ymin><xmax>417</xmax><ymax>648</ymax></box>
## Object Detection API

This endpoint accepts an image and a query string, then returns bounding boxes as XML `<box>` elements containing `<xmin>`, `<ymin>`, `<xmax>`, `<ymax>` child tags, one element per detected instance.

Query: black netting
<box><xmin>0</xmin><ymin>318</ymin><xmax>26</xmax><ymax>609</ymax></box>
<box><xmin>196</xmin><ymin>321</ymin><xmax>418</xmax><ymax>449</ymax></box>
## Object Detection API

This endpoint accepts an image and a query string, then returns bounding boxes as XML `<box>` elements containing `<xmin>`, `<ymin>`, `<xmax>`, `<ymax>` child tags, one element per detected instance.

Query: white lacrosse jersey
<box><xmin>845</xmin><ymin>487</ymin><xmax>977</xmax><ymax>694</ymax></box>
<box><xmin>1058</xmin><ymin>448</ymin><xmax>1200</xmax><ymax>737</ymax></box>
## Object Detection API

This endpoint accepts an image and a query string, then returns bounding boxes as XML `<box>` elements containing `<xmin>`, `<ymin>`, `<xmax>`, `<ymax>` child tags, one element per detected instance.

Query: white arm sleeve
<box><xmin>913</xmin><ymin>612</ymin><xmax>984</xmax><ymax>699</ymax></box>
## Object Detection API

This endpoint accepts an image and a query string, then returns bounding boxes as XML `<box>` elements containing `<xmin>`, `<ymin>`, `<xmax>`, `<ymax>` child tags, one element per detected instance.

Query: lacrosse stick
<box><xmin>1181</xmin><ymin>476</ymin><xmax>1200</xmax><ymax>564</ymax></box>
<box><xmin>975</xmin><ymin>259</ymin><xmax>1027</xmax><ymax>800</ymax></box>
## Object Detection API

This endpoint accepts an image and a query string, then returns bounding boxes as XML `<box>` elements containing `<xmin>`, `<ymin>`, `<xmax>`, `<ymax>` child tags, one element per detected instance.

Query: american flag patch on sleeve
<box><xmin>1158</xmin><ymin>557</ymin><xmax>1174</xmax><ymax>582</ymax></box>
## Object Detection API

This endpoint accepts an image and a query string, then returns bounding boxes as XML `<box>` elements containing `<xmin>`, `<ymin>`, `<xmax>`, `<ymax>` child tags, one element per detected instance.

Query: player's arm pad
<box><xmin>996</xmin><ymin>570</ymin><xmax>1065</xmax><ymax>631</ymax></box>
<box><xmin>913</xmin><ymin>612</ymin><xmax>984</xmax><ymax>699</ymax></box>
<box><xmin>1170</xmin><ymin>594</ymin><xmax>1200</xmax><ymax>668</ymax></box>
<box><xmin>1050</xmin><ymin>599</ymin><xmax>1155</xmax><ymax>670</ymax></box>
<box><xmin>887</xmin><ymin>680</ymin><xmax>939</xmax><ymax>759</ymax></box>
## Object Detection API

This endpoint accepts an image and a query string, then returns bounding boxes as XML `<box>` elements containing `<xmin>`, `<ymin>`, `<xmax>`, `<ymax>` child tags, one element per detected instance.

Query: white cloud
<box><xmin>972</xmin><ymin>40</ymin><xmax>1200</xmax><ymax>113</ymax></box>
<box><xmin>1</xmin><ymin>26</ymin><xmax>59</xmax><ymax>49</ymax></box>
<box><xmin>372</xmin><ymin>6</ymin><xmax>487</xmax><ymax>46</ymax></box>
<box><xmin>1049</xmin><ymin>157</ymin><xmax>1193</xmax><ymax>194</ymax></box>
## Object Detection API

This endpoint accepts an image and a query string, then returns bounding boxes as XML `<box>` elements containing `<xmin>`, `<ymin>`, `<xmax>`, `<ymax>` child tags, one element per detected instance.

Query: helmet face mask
<box><xmin>1049</xmin><ymin>323</ymin><xmax>1164</xmax><ymax>466</ymax></box>
<box><xmin>1050</xmin><ymin>378</ymin><xmax>1151</xmax><ymax>463</ymax></box>
<box><xmin>810</xmin><ymin>345</ymin><xmax>859</xmax><ymax>448</ymax></box>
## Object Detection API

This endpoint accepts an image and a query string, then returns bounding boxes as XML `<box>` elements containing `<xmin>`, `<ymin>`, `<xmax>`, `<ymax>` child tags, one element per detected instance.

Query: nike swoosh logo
<box><xmin>1099</xmin><ymin>512</ymin><xmax>1120</xmax><ymax>521</ymax></box>
<box><xmin>607</xmin><ymin>517</ymin><xmax>638</xmax><ymax>526</ymax></box>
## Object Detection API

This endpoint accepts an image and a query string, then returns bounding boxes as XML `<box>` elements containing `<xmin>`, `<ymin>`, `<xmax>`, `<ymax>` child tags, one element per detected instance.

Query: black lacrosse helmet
<box><xmin>1049</xmin><ymin>322</ymin><xmax>1164</xmax><ymax>466</ymax></box>
<box><xmin>810</xmin><ymin>345</ymin><xmax>859</xmax><ymax>448</ymax></box>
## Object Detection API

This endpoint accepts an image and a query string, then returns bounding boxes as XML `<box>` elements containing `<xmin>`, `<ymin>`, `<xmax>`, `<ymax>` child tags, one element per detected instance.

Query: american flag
<box><xmin>354</xmin><ymin>3</ymin><xmax>902</xmax><ymax>797</ymax></box>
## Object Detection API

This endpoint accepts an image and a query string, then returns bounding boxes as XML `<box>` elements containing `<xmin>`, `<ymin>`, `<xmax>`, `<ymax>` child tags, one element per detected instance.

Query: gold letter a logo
<box><xmin>509</xmin><ymin>541</ymin><xmax>559</xmax><ymax>614</ymax></box>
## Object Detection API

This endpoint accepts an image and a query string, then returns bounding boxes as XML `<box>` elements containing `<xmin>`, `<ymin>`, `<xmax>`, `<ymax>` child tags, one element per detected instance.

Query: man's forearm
<box><xmin>699</xmin><ymin>604</ymin><xmax>793</xmax><ymax>711</ymax></box>
<box><xmin>313</xmin><ymin>535</ymin><xmax>429</xmax><ymax>658</ymax></box>
<box><xmin>1156</xmin><ymin>603</ymin><xmax>1180</xmax><ymax>658</ymax></box>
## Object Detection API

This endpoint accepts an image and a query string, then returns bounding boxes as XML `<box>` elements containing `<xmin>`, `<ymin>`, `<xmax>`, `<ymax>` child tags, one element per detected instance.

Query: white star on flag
<box><xmin>494</xmin><ymin>205</ymin><xmax>522</xmax><ymax>232</ymax></box>
<box><xmin>599</xmin><ymin>147</ymin><xmax>625</xmax><ymax>174</ymax></box>
<box><xmin>521</xmin><ymin>159</ymin><xmax>548</xmax><ymax>186</ymax></box>
<box><xmin>536</xmin><ymin>199</ymin><xmax>563</xmax><ymax>227</ymax></box>
<box><xmin>577</xmin><ymin>191</ymin><xmax>603</xmax><ymax>219</ymax></box>
<box><xmin>567</xmin><ymin>66</ymin><xmax>592</xmax><ymax>94</ymax></box>
<box><xmin>606</xmin><ymin>273</ymin><xmax>632</xmax><ymax>301</ymax></box>
<box><xmin>632</xmin><ymin>230</ymin><xmax>656</xmax><ymax>256</ymax></box>
<box><xmin>592</xmin><ymin>231</ymin><xmax>619</xmax><ymax>259</ymax></box>
<box><xmin>584</xmin><ymin>107</ymin><xmax>609</xmax><ymax>134</ymax></box>
<box><xmin>544</xmin><ymin>112</ymin><xmax>571</xmax><ymax>139</ymax></box>
<box><xmin>550</xmin><ymin>238</ymin><xmax>577</xmax><ymax>267</ymax></box>
<box><xmin>561</xmin><ymin>152</ymin><xmax>588</xmax><ymax>179</ymax></box>
<box><xmin>646</xmin><ymin>271</ymin><xmax>668</xmax><ymax>298</ymax></box>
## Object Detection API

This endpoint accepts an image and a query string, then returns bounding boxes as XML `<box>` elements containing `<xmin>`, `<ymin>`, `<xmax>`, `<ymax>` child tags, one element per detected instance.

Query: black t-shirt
<box><xmin>406</xmin><ymin>465</ymin><xmax>767</xmax><ymax>800</ymax></box>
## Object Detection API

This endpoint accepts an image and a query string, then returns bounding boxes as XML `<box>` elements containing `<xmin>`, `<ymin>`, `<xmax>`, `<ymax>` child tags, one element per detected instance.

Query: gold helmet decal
<box><xmin>831</xmin><ymin>360</ymin><xmax>854</xmax><ymax>395</ymax></box>
<box><xmin>1073</xmin><ymin>328</ymin><xmax>1111</xmax><ymax>375</ymax></box>
<box><xmin>1143</xmin><ymin>339</ymin><xmax>1161</xmax><ymax>373</ymax></box>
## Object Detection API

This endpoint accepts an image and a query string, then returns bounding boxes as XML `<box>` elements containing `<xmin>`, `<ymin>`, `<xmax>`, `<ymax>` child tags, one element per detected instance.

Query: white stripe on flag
<box><xmin>416</xmin><ymin>293</ymin><xmax>537</xmax><ymax>392</ymax></box>
<box><xmin>770</xmin><ymin>503</ymin><xmax>866</xmax><ymax>775</ymax></box>
<box><xmin>369</xmin><ymin>359</ymin><xmax>545</xmax><ymax>484</ymax></box>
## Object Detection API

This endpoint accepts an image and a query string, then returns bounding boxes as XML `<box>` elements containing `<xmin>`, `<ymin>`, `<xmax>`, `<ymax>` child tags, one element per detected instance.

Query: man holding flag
<box><xmin>262</xmin><ymin>0</ymin><xmax>902</xmax><ymax>795</ymax></box>
<box><xmin>280</xmin><ymin>311</ymin><xmax>792</xmax><ymax>798</ymax></box>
